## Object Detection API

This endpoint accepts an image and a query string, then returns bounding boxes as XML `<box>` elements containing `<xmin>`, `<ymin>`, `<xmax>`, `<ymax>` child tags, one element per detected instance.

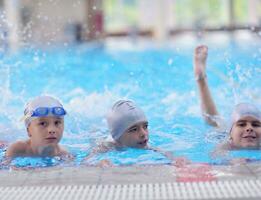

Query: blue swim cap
<box><xmin>106</xmin><ymin>100</ymin><xmax>147</xmax><ymax>141</ymax></box>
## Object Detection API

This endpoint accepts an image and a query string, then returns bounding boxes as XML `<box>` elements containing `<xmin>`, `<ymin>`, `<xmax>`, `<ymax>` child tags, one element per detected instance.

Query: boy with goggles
<box><xmin>194</xmin><ymin>45</ymin><xmax>261</xmax><ymax>150</ymax></box>
<box><xmin>6</xmin><ymin>96</ymin><xmax>69</xmax><ymax>158</ymax></box>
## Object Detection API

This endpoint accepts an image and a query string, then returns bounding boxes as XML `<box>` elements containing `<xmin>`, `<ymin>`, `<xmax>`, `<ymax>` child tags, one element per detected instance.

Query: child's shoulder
<box><xmin>8</xmin><ymin>140</ymin><xmax>29</xmax><ymax>150</ymax></box>
<box><xmin>6</xmin><ymin>140</ymin><xmax>30</xmax><ymax>157</ymax></box>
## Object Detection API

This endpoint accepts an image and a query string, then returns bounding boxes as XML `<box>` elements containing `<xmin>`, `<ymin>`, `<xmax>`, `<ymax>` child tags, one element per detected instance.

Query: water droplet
<box><xmin>33</xmin><ymin>56</ymin><xmax>39</xmax><ymax>62</ymax></box>
<box><xmin>168</xmin><ymin>58</ymin><xmax>173</xmax><ymax>65</ymax></box>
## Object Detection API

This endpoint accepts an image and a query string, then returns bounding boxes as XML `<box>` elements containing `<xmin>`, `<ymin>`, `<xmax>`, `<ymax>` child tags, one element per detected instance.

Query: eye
<box><xmin>38</xmin><ymin>121</ymin><xmax>47</xmax><ymax>127</ymax></box>
<box><xmin>252</xmin><ymin>122</ymin><xmax>261</xmax><ymax>127</ymax></box>
<box><xmin>128</xmin><ymin>127</ymin><xmax>137</xmax><ymax>133</ymax></box>
<box><xmin>55</xmin><ymin>120</ymin><xmax>62</xmax><ymax>126</ymax></box>
<box><xmin>143</xmin><ymin>123</ymin><xmax>148</xmax><ymax>130</ymax></box>
<box><xmin>236</xmin><ymin>122</ymin><xmax>246</xmax><ymax>127</ymax></box>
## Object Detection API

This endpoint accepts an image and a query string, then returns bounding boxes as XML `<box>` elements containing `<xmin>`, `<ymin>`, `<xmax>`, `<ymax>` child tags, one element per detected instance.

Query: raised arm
<box><xmin>194</xmin><ymin>45</ymin><xmax>219</xmax><ymax>126</ymax></box>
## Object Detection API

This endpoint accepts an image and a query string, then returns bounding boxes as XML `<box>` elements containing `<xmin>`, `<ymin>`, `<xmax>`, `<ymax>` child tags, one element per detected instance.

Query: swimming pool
<box><xmin>0</xmin><ymin>33</ymin><xmax>261</xmax><ymax>168</ymax></box>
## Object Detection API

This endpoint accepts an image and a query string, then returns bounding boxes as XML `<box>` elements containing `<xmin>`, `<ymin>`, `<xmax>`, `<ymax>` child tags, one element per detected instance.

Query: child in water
<box><xmin>194</xmin><ymin>45</ymin><xmax>261</xmax><ymax>150</ymax></box>
<box><xmin>86</xmin><ymin>100</ymin><xmax>180</xmax><ymax>165</ymax></box>
<box><xmin>87</xmin><ymin>100</ymin><xmax>149</xmax><ymax>156</ymax></box>
<box><xmin>6</xmin><ymin>96</ymin><xmax>69</xmax><ymax>158</ymax></box>
<box><xmin>106</xmin><ymin>100</ymin><xmax>149</xmax><ymax>148</ymax></box>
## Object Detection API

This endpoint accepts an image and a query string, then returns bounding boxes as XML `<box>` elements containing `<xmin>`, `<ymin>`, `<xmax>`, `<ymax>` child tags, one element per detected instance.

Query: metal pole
<box><xmin>4</xmin><ymin>0</ymin><xmax>20</xmax><ymax>50</ymax></box>
<box><xmin>228</xmin><ymin>0</ymin><xmax>235</xmax><ymax>29</ymax></box>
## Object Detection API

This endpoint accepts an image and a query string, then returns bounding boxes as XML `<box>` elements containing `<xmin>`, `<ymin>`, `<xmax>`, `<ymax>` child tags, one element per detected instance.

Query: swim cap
<box><xmin>229</xmin><ymin>103</ymin><xmax>261</xmax><ymax>132</ymax></box>
<box><xmin>23</xmin><ymin>96</ymin><xmax>65</xmax><ymax>128</ymax></box>
<box><xmin>106</xmin><ymin>100</ymin><xmax>147</xmax><ymax>141</ymax></box>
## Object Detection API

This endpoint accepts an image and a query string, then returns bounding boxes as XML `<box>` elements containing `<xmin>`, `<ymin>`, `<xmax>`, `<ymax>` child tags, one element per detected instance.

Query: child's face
<box><xmin>230</xmin><ymin>116</ymin><xmax>261</xmax><ymax>149</ymax></box>
<box><xmin>28</xmin><ymin>116</ymin><xmax>64</xmax><ymax>148</ymax></box>
<box><xmin>118</xmin><ymin>121</ymin><xmax>149</xmax><ymax>148</ymax></box>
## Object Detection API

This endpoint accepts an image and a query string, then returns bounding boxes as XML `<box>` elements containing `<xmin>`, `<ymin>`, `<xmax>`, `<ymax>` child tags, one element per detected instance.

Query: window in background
<box><xmin>233</xmin><ymin>0</ymin><xmax>248</xmax><ymax>25</ymax></box>
<box><xmin>104</xmin><ymin>0</ymin><xmax>138</xmax><ymax>33</ymax></box>
<box><xmin>103</xmin><ymin>0</ymin><xmax>261</xmax><ymax>34</ymax></box>
<box><xmin>257</xmin><ymin>2</ymin><xmax>261</xmax><ymax>26</ymax></box>
<box><xmin>174</xmin><ymin>0</ymin><xmax>229</xmax><ymax>29</ymax></box>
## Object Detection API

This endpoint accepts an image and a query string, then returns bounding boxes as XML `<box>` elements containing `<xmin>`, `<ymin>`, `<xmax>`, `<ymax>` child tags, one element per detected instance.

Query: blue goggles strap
<box><xmin>31</xmin><ymin>107</ymin><xmax>66</xmax><ymax>117</ymax></box>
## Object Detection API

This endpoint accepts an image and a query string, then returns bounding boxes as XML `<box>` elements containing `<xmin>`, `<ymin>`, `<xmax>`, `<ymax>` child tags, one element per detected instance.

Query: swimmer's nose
<box><xmin>246</xmin><ymin>127</ymin><xmax>253</xmax><ymax>133</ymax></box>
<box><xmin>48</xmin><ymin>130</ymin><xmax>56</xmax><ymax>135</ymax></box>
<box><xmin>139</xmin><ymin>127</ymin><xmax>148</xmax><ymax>138</ymax></box>
<box><xmin>246</xmin><ymin>123</ymin><xmax>254</xmax><ymax>133</ymax></box>
<box><xmin>48</xmin><ymin>125</ymin><xmax>56</xmax><ymax>135</ymax></box>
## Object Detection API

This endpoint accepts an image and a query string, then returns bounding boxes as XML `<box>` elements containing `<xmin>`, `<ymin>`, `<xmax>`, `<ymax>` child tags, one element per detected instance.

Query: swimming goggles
<box><xmin>30</xmin><ymin>107</ymin><xmax>66</xmax><ymax>117</ymax></box>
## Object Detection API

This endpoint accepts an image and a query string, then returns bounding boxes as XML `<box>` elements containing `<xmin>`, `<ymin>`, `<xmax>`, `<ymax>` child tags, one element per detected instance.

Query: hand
<box><xmin>97</xmin><ymin>159</ymin><xmax>113</xmax><ymax>167</ymax></box>
<box><xmin>173</xmin><ymin>157</ymin><xmax>191</xmax><ymax>168</ymax></box>
<box><xmin>194</xmin><ymin>45</ymin><xmax>208</xmax><ymax>80</ymax></box>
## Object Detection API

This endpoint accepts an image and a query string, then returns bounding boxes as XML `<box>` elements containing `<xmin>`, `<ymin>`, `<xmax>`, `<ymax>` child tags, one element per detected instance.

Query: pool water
<box><xmin>0</xmin><ymin>36</ymin><xmax>261</xmax><ymax>168</ymax></box>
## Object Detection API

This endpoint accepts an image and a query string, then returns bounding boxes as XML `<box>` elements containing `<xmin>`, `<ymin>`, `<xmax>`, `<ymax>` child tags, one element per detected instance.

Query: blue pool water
<box><xmin>0</xmin><ymin>35</ymin><xmax>261</xmax><ymax>168</ymax></box>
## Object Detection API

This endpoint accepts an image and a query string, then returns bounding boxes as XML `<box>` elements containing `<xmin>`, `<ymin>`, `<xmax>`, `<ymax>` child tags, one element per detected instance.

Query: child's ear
<box><xmin>27</xmin><ymin>128</ymin><xmax>32</xmax><ymax>137</ymax></box>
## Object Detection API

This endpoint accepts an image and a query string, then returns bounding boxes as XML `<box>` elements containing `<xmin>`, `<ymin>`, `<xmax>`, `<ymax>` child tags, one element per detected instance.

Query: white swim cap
<box><xmin>23</xmin><ymin>96</ymin><xmax>65</xmax><ymax>128</ymax></box>
<box><xmin>229</xmin><ymin>103</ymin><xmax>261</xmax><ymax>132</ymax></box>
<box><xmin>106</xmin><ymin>100</ymin><xmax>147</xmax><ymax>141</ymax></box>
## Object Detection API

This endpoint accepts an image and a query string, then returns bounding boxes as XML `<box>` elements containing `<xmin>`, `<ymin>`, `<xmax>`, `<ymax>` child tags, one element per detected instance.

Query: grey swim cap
<box><xmin>106</xmin><ymin>100</ymin><xmax>147</xmax><ymax>141</ymax></box>
<box><xmin>22</xmin><ymin>96</ymin><xmax>65</xmax><ymax>128</ymax></box>
<box><xmin>229</xmin><ymin>103</ymin><xmax>261</xmax><ymax>132</ymax></box>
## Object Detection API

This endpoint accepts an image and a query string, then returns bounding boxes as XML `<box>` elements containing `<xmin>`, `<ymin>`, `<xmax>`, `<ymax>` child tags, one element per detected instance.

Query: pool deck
<box><xmin>0</xmin><ymin>162</ymin><xmax>261</xmax><ymax>187</ymax></box>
